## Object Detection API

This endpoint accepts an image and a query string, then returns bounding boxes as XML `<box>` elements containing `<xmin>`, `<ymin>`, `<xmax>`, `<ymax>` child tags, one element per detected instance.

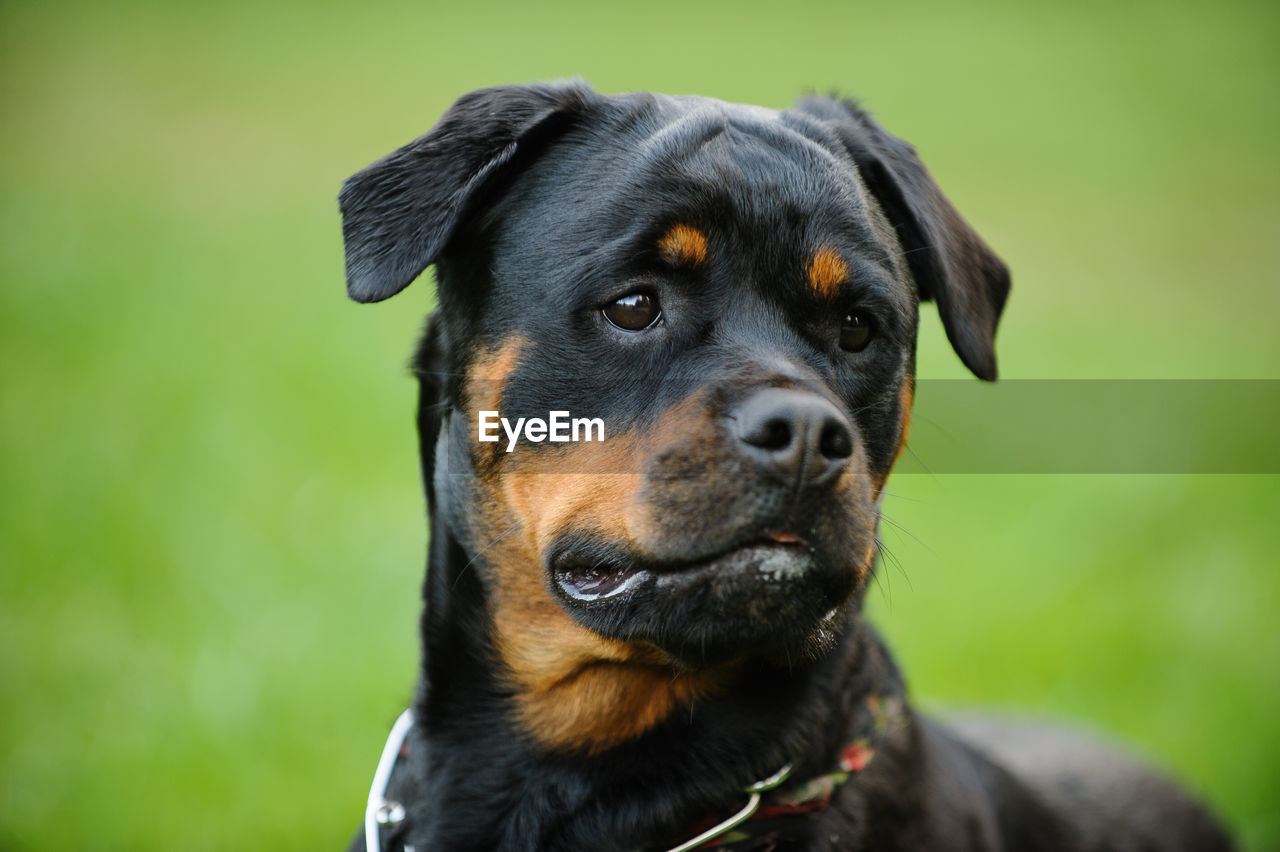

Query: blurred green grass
<box><xmin>1</xmin><ymin>0</ymin><xmax>1277</xmax><ymax>848</ymax></box>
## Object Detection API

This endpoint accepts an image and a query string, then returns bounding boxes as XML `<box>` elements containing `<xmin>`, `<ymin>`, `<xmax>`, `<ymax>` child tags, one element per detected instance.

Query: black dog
<box><xmin>338</xmin><ymin>82</ymin><xmax>1231</xmax><ymax>851</ymax></box>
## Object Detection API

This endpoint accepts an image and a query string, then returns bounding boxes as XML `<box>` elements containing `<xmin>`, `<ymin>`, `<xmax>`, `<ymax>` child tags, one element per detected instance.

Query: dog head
<box><xmin>340</xmin><ymin>82</ymin><xmax>1008</xmax><ymax>753</ymax></box>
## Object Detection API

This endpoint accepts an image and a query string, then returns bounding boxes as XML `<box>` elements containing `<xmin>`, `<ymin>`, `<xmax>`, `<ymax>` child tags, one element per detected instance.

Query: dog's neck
<box><xmin>391</xmin><ymin>514</ymin><xmax>910</xmax><ymax>851</ymax></box>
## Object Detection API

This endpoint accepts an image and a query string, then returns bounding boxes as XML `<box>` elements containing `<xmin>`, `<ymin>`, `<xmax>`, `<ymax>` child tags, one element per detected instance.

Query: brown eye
<box><xmin>603</xmin><ymin>292</ymin><xmax>661</xmax><ymax>331</ymax></box>
<box><xmin>839</xmin><ymin>312</ymin><xmax>874</xmax><ymax>352</ymax></box>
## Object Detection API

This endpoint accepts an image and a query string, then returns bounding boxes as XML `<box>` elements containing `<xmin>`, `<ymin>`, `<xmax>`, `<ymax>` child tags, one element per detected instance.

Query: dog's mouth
<box><xmin>546</xmin><ymin>530</ymin><xmax>855</xmax><ymax>668</ymax></box>
<box><xmin>548</xmin><ymin>530</ymin><xmax>853</xmax><ymax>668</ymax></box>
<box><xmin>551</xmin><ymin>531</ymin><xmax>814</xmax><ymax>602</ymax></box>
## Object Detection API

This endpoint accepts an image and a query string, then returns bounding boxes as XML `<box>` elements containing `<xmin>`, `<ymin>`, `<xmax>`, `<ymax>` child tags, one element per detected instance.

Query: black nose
<box><xmin>733</xmin><ymin>388</ymin><xmax>854</xmax><ymax>487</ymax></box>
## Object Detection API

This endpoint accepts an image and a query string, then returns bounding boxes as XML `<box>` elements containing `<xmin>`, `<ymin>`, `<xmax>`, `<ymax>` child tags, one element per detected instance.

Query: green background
<box><xmin>2</xmin><ymin>1</ymin><xmax>1277</xmax><ymax>848</ymax></box>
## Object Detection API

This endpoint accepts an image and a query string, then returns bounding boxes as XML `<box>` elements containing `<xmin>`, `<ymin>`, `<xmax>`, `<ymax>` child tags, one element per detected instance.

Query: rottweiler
<box><xmin>338</xmin><ymin>82</ymin><xmax>1232</xmax><ymax>851</ymax></box>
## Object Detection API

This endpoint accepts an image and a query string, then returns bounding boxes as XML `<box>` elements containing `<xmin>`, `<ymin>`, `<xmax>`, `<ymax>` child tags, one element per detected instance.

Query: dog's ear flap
<box><xmin>792</xmin><ymin>97</ymin><xmax>1010</xmax><ymax>380</ymax></box>
<box><xmin>339</xmin><ymin>82</ymin><xmax>596</xmax><ymax>303</ymax></box>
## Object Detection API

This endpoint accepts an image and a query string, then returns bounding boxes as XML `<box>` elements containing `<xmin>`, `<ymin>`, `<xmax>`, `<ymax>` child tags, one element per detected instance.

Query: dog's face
<box><xmin>340</xmin><ymin>83</ymin><xmax>1008</xmax><ymax>752</ymax></box>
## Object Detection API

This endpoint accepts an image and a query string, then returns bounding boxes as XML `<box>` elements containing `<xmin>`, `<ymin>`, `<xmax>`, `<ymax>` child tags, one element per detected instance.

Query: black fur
<box><xmin>339</xmin><ymin>82</ymin><xmax>1231</xmax><ymax>851</ymax></box>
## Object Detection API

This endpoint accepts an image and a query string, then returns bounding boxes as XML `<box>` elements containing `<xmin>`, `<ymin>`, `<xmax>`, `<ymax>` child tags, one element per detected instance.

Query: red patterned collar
<box><xmin>669</xmin><ymin>691</ymin><xmax>905</xmax><ymax>851</ymax></box>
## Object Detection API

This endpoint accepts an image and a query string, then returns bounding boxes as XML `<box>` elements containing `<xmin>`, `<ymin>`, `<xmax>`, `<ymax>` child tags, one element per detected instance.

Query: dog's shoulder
<box><xmin>943</xmin><ymin>716</ymin><xmax>1234</xmax><ymax>851</ymax></box>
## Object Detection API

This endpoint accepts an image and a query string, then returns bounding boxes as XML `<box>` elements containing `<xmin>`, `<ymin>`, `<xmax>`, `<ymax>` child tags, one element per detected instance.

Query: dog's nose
<box><xmin>733</xmin><ymin>388</ymin><xmax>854</xmax><ymax>487</ymax></box>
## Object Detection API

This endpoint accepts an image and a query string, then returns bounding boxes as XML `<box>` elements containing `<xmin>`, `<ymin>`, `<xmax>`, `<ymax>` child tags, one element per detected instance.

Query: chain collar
<box><xmin>364</xmin><ymin>709</ymin><xmax>414</xmax><ymax>852</ymax></box>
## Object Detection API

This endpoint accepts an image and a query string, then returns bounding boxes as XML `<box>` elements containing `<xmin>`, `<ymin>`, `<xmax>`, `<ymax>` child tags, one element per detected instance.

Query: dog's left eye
<box><xmin>839</xmin><ymin>312</ymin><xmax>874</xmax><ymax>352</ymax></box>
<box><xmin>603</xmin><ymin>292</ymin><xmax>662</xmax><ymax>331</ymax></box>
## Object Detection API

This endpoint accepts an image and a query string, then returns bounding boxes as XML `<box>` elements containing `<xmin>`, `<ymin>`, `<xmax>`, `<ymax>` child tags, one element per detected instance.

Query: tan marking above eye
<box><xmin>656</xmin><ymin>223</ymin><xmax>708</xmax><ymax>268</ymax></box>
<box><xmin>807</xmin><ymin>247</ymin><xmax>849</xmax><ymax>298</ymax></box>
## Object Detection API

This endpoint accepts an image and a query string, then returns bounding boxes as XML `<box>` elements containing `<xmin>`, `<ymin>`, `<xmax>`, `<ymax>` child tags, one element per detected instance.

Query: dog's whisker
<box><xmin>892</xmin><ymin>244</ymin><xmax>937</xmax><ymax>259</ymax></box>
<box><xmin>875</xmin><ymin>489</ymin><xmax>922</xmax><ymax>503</ymax></box>
<box><xmin>879</xmin><ymin>514</ymin><xmax>931</xmax><ymax>557</ymax></box>
<box><xmin>451</xmin><ymin>521</ymin><xmax>522</xmax><ymax>589</ymax></box>
<box><xmin>903</xmin><ymin>444</ymin><xmax>939</xmax><ymax>482</ymax></box>
<box><xmin>871</xmin><ymin>544</ymin><xmax>893</xmax><ymax>610</ymax></box>
<box><xmin>874</xmin><ymin>536</ymin><xmax>913</xmax><ymax>598</ymax></box>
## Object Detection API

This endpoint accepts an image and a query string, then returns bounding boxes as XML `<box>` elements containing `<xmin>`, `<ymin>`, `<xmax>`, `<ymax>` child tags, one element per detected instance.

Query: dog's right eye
<box><xmin>603</xmin><ymin>293</ymin><xmax>661</xmax><ymax>331</ymax></box>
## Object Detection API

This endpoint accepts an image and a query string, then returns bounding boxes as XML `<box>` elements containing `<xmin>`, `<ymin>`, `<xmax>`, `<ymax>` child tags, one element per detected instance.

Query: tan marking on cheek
<box><xmin>502</xmin><ymin>458</ymin><xmax>646</xmax><ymax>551</ymax></box>
<box><xmin>894</xmin><ymin>380</ymin><xmax>915</xmax><ymax>465</ymax></box>
<box><xmin>495</xmin><ymin>394</ymin><xmax>711</xmax><ymax>553</ymax></box>
<box><xmin>807</xmin><ymin>247</ymin><xmax>849</xmax><ymax>299</ymax></box>
<box><xmin>466</xmin><ymin>473</ymin><xmax>639</xmax><ymax>742</ymax></box>
<box><xmin>485</xmin><ymin>521</ymin><xmax>736</xmax><ymax>753</ymax></box>
<box><xmin>515</xmin><ymin>660</ymin><xmax>737</xmax><ymax>754</ymax></box>
<box><xmin>860</xmin><ymin>540</ymin><xmax>877</xmax><ymax>581</ymax></box>
<box><xmin>467</xmin><ymin>394</ymin><xmax>739</xmax><ymax>752</ymax></box>
<box><xmin>873</xmin><ymin>377</ymin><xmax>915</xmax><ymax>497</ymax></box>
<box><xmin>465</xmin><ymin>336</ymin><xmax>526</xmax><ymax>421</ymax></box>
<box><xmin>830</xmin><ymin>442</ymin><xmax>876</xmax><ymax>583</ymax></box>
<box><xmin>657</xmin><ymin>223</ymin><xmax>708</xmax><ymax>267</ymax></box>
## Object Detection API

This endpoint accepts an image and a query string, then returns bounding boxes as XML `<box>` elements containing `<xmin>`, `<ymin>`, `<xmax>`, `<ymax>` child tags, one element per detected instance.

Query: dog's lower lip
<box><xmin>554</xmin><ymin>541</ymin><xmax>812</xmax><ymax>601</ymax></box>
<box><xmin>555</xmin><ymin>564</ymin><xmax>649</xmax><ymax>601</ymax></box>
<box><xmin>657</xmin><ymin>542</ymin><xmax>814</xmax><ymax>584</ymax></box>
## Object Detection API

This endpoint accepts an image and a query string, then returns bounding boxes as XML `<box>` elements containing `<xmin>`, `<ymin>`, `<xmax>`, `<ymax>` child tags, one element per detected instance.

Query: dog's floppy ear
<box><xmin>790</xmin><ymin>97</ymin><xmax>1010</xmax><ymax>380</ymax></box>
<box><xmin>339</xmin><ymin>82</ymin><xmax>596</xmax><ymax>303</ymax></box>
